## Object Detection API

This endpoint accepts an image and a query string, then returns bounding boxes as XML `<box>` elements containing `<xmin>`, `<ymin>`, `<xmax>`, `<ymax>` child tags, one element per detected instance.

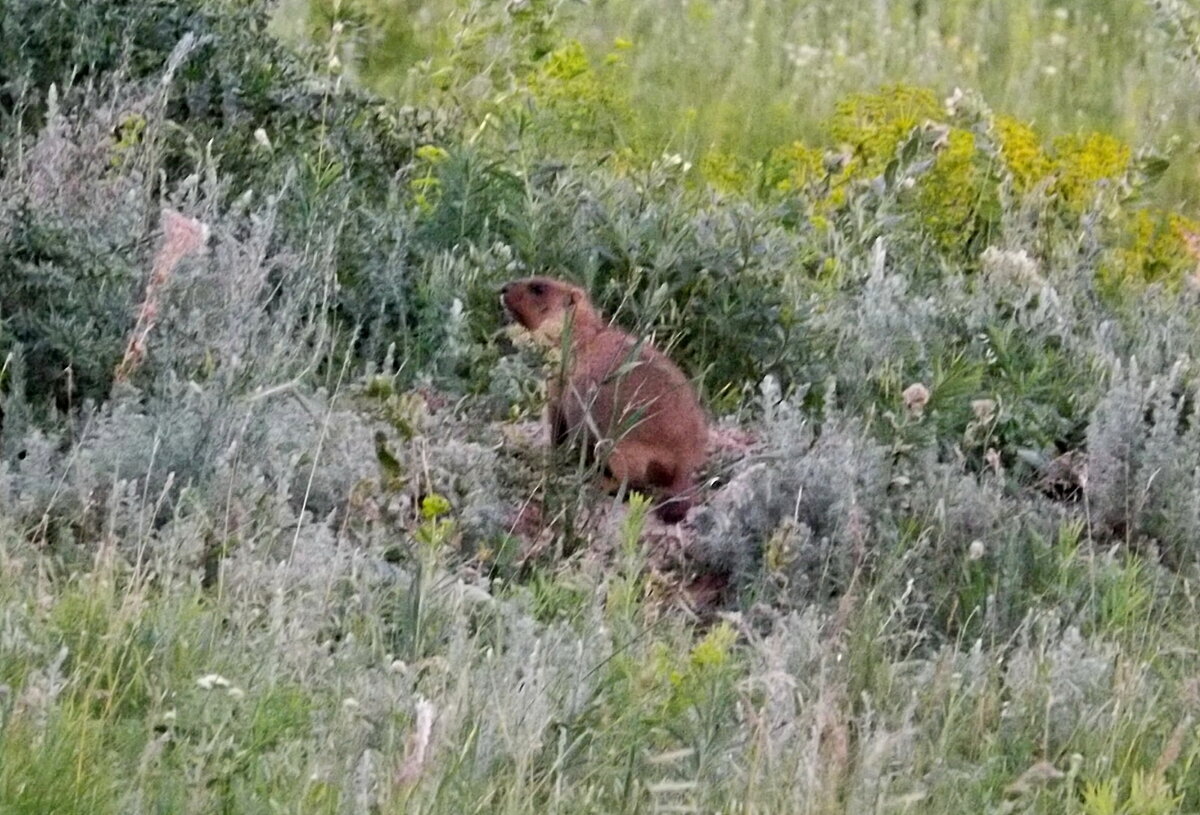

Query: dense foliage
<box><xmin>2</xmin><ymin>0</ymin><xmax>1200</xmax><ymax>812</ymax></box>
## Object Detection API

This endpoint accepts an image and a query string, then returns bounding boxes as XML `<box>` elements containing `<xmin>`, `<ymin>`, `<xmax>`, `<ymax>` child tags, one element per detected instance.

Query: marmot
<box><xmin>501</xmin><ymin>276</ymin><xmax>708</xmax><ymax>523</ymax></box>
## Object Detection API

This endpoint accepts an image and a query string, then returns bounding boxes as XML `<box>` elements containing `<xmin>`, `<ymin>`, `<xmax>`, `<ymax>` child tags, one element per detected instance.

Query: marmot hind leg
<box><xmin>601</xmin><ymin>453</ymin><xmax>694</xmax><ymax>524</ymax></box>
<box><xmin>599</xmin><ymin>442</ymin><xmax>652</xmax><ymax>491</ymax></box>
<box><xmin>646</xmin><ymin>460</ymin><xmax>694</xmax><ymax>524</ymax></box>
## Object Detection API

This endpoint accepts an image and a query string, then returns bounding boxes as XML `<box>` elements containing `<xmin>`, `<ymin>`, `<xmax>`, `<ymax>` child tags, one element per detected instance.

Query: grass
<box><xmin>4</xmin><ymin>0</ymin><xmax>1200</xmax><ymax>811</ymax></box>
<box><xmin>3</xmin><ymin>520</ymin><xmax>1198</xmax><ymax>812</ymax></box>
<box><xmin>282</xmin><ymin>0</ymin><xmax>1200</xmax><ymax>211</ymax></box>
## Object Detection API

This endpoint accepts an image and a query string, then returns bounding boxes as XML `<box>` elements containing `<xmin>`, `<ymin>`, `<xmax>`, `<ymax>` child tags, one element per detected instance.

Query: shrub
<box><xmin>0</xmin><ymin>204</ymin><xmax>140</xmax><ymax>413</ymax></box>
<box><xmin>525</xmin><ymin>39</ymin><xmax>634</xmax><ymax>150</ymax></box>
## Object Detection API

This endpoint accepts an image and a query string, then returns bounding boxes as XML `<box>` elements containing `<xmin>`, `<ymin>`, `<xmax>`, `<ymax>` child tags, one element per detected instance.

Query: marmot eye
<box><xmin>529</xmin><ymin>282</ymin><xmax>546</xmax><ymax>295</ymax></box>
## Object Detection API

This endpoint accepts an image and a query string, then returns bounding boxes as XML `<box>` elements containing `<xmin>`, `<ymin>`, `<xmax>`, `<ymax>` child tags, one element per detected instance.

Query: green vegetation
<box><xmin>284</xmin><ymin>0</ymin><xmax>1200</xmax><ymax>209</ymax></box>
<box><xmin>2</xmin><ymin>0</ymin><xmax>1200</xmax><ymax>812</ymax></box>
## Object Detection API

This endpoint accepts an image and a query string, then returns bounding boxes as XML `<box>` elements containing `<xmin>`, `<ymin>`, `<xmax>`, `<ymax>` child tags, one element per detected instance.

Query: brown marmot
<box><xmin>500</xmin><ymin>276</ymin><xmax>708</xmax><ymax>523</ymax></box>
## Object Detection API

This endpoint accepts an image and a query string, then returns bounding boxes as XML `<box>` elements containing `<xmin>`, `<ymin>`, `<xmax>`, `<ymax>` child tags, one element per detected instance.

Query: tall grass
<box><xmin>285</xmin><ymin>0</ymin><xmax>1200</xmax><ymax>209</ymax></box>
<box><xmin>578</xmin><ymin>0</ymin><xmax>1194</xmax><ymax>153</ymax></box>
<box><xmin>3</xmin><ymin>511</ymin><xmax>1199</xmax><ymax>812</ymax></box>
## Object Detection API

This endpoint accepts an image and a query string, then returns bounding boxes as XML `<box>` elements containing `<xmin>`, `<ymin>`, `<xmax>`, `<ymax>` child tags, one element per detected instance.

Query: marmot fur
<box><xmin>501</xmin><ymin>276</ymin><xmax>707</xmax><ymax>523</ymax></box>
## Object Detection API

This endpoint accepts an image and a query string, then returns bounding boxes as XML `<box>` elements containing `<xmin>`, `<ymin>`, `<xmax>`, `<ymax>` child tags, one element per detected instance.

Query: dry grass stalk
<box><xmin>114</xmin><ymin>208</ymin><xmax>208</xmax><ymax>383</ymax></box>
<box><xmin>1183</xmin><ymin>229</ymin><xmax>1200</xmax><ymax>288</ymax></box>
<box><xmin>394</xmin><ymin>698</ymin><xmax>436</xmax><ymax>787</ymax></box>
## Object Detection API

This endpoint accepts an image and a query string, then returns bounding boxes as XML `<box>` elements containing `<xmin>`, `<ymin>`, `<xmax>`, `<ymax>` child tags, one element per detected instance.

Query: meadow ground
<box><xmin>2</xmin><ymin>0</ymin><xmax>1200</xmax><ymax>812</ymax></box>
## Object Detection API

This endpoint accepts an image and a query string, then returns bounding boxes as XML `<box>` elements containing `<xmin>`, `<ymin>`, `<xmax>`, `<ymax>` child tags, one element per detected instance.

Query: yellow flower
<box><xmin>1101</xmin><ymin>209</ymin><xmax>1200</xmax><ymax>293</ymax></box>
<box><xmin>525</xmin><ymin>39</ymin><xmax>632</xmax><ymax>148</ymax></box>
<box><xmin>415</xmin><ymin>144</ymin><xmax>449</xmax><ymax>164</ymax></box>
<box><xmin>1050</xmin><ymin>132</ymin><xmax>1131</xmax><ymax>209</ymax></box>
<box><xmin>109</xmin><ymin>113</ymin><xmax>147</xmax><ymax>168</ymax></box>
<box><xmin>828</xmin><ymin>84</ymin><xmax>942</xmax><ymax>175</ymax></box>
<box><xmin>765</xmin><ymin>141</ymin><xmax>825</xmax><ymax>193</ymax></box>
<box><xmin>699</xmin><ymin>150</ymin><xmax>749</xmax><ymax>194</ymax></box>
<box><xmin>420</xmin><ymin>493</ymin><xmax>452</xmax><ymax>520</ymax></box>
<box><xmin>540</xmin><ymin>40</ymin><xmax>590</xmax><ymax>81</ymax></box>
<box><xmin>916</xmin><ymin>128</ymin><xmax>985</xmax><ymax>253</ymax></box>
<box><xmin>689</xmin><ymin>622</ymin><xmax>736</xmax><ymax>670</ymax></box>
<box><xmin>994</xmin><ymin>115</ymin><xmax>1051</xmax><ymax>192</ymax></box>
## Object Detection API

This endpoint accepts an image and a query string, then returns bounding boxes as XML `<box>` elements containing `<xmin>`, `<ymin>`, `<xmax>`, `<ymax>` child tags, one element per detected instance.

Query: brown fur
<box><xmin>501</xmin><ymin>276</ymin><xmax>707</xmax><ymax>523</ymax></box>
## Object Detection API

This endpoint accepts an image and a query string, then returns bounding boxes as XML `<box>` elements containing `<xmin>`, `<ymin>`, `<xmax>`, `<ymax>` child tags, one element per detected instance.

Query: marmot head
<box><xmin>500</xmin><ymin>276</ymin><xmax>594</xmax><ymax>335</ymax></box>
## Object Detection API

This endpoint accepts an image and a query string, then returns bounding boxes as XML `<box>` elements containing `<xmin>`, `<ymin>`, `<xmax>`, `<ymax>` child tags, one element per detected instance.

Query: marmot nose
<box><xmin>499</xmin><ymin>283</ymin><xmax>511</xmax><ymax>295</ymax></box>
